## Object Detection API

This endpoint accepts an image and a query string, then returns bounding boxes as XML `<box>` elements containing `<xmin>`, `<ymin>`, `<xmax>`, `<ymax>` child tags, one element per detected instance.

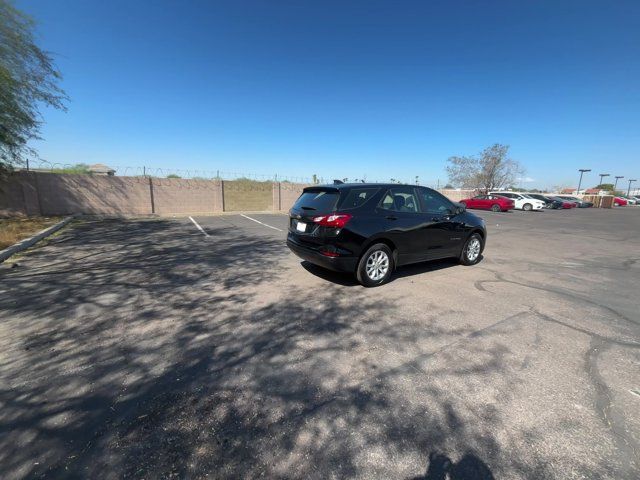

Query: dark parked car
<box><xmin>547</xmin><ymin>196</ymin><xmax>576</xmax><ymax>209</ymax></box>
<box><xmin>287</xmin><ymin>183</ymin><xmax>487</xmax><ymax>286</ymax></box>
<box><xmin>555</xmin><ymin>195</ymin><xmax>593</xmax><ymax>208</ymax></box>
<box><xmin>525</xmin><ymin>193</ymin><xmax>563</xmax><ymax>209</ymax></box>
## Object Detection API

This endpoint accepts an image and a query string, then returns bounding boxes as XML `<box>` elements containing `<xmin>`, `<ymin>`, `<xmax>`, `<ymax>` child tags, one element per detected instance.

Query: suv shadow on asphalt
<box><xmin>300</xmin><ymin>256</ymin><xmax>483</xmax><ymax>286</ymax></box>
<box><xmin>409</xmin><ymin>451</ymin><xmax>495</xmax><ymax>480</ymax></box>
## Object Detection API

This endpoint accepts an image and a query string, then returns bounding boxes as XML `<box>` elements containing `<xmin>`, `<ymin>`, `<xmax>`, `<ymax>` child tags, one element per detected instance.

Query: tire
<box><xmin>614</xmin><ymin>202</ymin><xmax>619</xmax><ymax>207</ymax></box>
<box><xmin>523</xmin><ymin>203</ymin><xmax>533</xmax><ymax>211</ymax></box>
<box><xmin>491</xmin><ymin>204</ymin><xmax>501</xmax><ymax>212</ymax></box>
<box><xmin>460</xmin><ymin>233</ymin><xmax>483</xmax><ymax>266</ymax></box>
<box><xmin>356</xmin><ymin>243</ymin><xmax>394</xmax><ymax>287</ymax></box>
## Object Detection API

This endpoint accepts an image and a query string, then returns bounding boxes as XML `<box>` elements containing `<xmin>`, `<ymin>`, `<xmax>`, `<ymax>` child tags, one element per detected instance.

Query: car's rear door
<box><xmin>376</xmin><ymin>187</ymin><xmax>426</xmax><ymax>265</ymax></box>
<box><xmin>476</xmin><ymin>195</ymin><xmax>490</xmax><ymax>210</ymax></box>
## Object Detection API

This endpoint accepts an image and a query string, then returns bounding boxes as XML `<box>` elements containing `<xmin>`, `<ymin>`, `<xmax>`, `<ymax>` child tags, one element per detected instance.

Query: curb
<box><xmin>0</xmin><ymin>215</ymin><xmax>77</xmax><ymax>263</ymax></box>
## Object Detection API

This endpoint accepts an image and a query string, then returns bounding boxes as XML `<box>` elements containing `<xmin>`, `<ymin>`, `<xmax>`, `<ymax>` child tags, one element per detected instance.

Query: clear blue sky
<box><xmin>18</xmin><ymin>0</ymin><xmax>640</xmax><ymax>188</ymax></box>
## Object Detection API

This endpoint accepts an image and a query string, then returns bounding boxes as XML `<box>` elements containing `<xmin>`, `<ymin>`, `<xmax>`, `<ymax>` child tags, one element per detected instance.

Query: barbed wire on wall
<box><xmin>23</xmin><ymin>160</ymin><xmax>457</xmax><ymax>188</ymax></box>
<box><xmin>21</xmin><ymin>161</ymin><xmax>640</xmax><ymax>195</ymax></box>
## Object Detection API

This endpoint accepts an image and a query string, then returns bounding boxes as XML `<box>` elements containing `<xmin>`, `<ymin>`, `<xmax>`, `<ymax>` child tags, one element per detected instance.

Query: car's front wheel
<box><xmin>522</xmin><ymin>203</ymin><xmax>533</xmax><ymax>211</ymax></box>
<box><xmin>356</xmin><ymin>243</ymin><xmax>394</xmax><ymax>287</ymax></box>
<box><xmin>460</xmin><ymin>233</ymin><xmax>483</xmax><ymax>266</ymax></box>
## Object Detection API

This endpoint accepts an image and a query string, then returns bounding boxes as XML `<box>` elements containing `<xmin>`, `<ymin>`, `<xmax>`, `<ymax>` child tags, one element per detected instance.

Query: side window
<box><xmin>338</xmin><ymin>188</ymin><xmax>380</xmax><ymax>210</ymax></box>
<box><xmin>380</xmin><ymin>187</ymin><xmax>420</xmax><ymax>213</ymax></box>
<box><xmin>419</xmin><ymin>188</ymin><xmax>455</xmax><ymax>213</ymax></box>
<box><xmin>474</xmin><ymin>195</ymin><xmax>486</xmax><ymax>199</ymax></box>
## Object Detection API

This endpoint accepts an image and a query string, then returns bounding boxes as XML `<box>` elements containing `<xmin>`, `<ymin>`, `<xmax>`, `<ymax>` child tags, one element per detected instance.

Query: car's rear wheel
<box><xmin>356</xmin><ymin>243</ymin><xmax>394</xmax><ymax>287</ymax></box>
<box><xmin>523</xmin><ymin>203</ymin><xmax>533</xmax><ymax>211</ymax></box>
<box><xmin>491</xmin><ymin>204</ymin><xmax>501</xmax><ymax>212</ymax></box>
<box><xmin>460</xmin><ymin>233</ymin><xmax>483</xmax><ymax>266</ymax></box>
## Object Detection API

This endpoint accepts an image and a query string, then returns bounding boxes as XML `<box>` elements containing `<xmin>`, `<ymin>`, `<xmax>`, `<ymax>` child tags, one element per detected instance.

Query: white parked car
<box><xmin>489</xmin><ymin>192</ymin><xmax>546</xmax><ymax>211</ymax></box>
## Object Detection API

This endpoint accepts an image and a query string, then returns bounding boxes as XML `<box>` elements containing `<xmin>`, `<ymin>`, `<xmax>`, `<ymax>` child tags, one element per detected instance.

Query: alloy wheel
<box><xmin>365</xmin><ymin>250</ymin><xmax>389</xmax><ymax>281</ymax></box>
<box><xmin>466</xmin><ymin>238</ymin><xmax>481</xmax><ymax>262</ymax></box>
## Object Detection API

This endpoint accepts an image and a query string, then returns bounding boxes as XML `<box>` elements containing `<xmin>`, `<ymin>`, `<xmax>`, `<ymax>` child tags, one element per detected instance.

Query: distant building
<box><xmin>88</xmin><ymin>164</ymin><xmax>115</xmax><ymax>176</ymax></box>
<box><xmin>584</xmin><ymin>188</ymin><xmax>601</xmax><ymax>195</ymax></box>
<box><xmin>560</xmin><ymin>187</ymin><xmax>575</xmax><ymax>194</ymax></box>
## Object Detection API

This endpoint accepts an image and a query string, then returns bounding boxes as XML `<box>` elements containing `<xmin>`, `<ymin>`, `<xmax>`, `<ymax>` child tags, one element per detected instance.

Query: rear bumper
<box><xmin>287</xmin><ymin>237</ymin><xmax>358</xmax><ymax>273</ymax></box>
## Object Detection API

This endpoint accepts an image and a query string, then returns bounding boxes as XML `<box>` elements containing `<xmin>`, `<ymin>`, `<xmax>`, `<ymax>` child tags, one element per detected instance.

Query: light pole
<box><xmin>598</xmin><ymin>173</ymin><xmax>610</xmax><ymax>189</ymax></box>
<box><xmin>628</xmin><ymin>179</ymin><xmax>637</xmax><ymax>197</ymax></box>
<box><xmin>614</xmin><ymin>175</ymin><xmax>624</xmax><ymax>192</ymax></box>
<box><xmin>577</xmin><ymin>168</ymin><xmax>591</xmax><ymax>194</ymax></box>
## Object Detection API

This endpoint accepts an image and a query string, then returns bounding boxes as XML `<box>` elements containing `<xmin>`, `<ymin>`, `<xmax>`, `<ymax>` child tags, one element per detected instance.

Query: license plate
<box><xmin>296</xmin><ymin>221</ymin><xmax>307</xmax><ymax>232</ymax></box>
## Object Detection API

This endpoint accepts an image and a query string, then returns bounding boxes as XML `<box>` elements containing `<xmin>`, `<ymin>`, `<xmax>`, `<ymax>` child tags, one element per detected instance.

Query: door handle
<box><xmin>385</xmin><ymin>215</ymin><xmax>397</xmax><ymax>220</ymax></box>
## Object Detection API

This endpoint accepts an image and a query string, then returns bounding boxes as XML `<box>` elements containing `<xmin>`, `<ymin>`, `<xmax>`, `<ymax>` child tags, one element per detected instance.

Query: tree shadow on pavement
<box><xmin>0</xmin><ymin>218</ymin><xmax>614</xmax><ymax>479</ymax></box>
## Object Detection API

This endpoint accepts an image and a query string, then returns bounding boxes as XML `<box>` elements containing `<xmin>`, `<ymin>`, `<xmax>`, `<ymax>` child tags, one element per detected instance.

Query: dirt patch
<box><xmin>0</xmin><ymin>216</ymin><xmax>63</xmax><ymax>249</ymax></box>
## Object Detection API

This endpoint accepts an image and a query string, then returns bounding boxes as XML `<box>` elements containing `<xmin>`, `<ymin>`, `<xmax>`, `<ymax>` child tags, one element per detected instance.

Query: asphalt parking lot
<box><xmin>1</xmin><ymin>208</ymin><xmax>639</xmax><ymax>479</ymax></box>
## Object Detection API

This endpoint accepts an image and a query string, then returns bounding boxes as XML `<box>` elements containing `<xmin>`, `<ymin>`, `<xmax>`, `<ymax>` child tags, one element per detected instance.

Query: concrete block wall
<box><xmin>222</xmin><ymin>180</ymin><xmax>274</xmax><ymax>212</ymax></box>
<box><xmin>35</xmin><ymin>173</ymin><xmax>152</xmax><ymax>215</ymax></box>
<box><xmin>151</xmin><ymin>178</ymin><xmax>224</xmax><ymax>215</ymax></box>
<box><xmin>279</xmin><ymin>182</ymin><xmax>308</xmax><ymax>211</ymax></box>
<box><xmin>440</xmin><ymin>189</ymin><xmax>478</xmax><ymax>202</ymax></box>
<box><xmin>0</xmin><ymin>172</ymin><xmax>482</xmax><ymax>217</ymax></box>
<box><xmin>0</xmin><ymin>172</ymin><xmax>40</xmax><ymax>216</ymax></box>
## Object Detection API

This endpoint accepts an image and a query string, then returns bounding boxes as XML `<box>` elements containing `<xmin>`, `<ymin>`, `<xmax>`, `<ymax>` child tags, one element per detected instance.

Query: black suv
<box><xmin>287</xmin><ymin>183</ymin><xmax>487</xmax><ymax>286</ymax></box>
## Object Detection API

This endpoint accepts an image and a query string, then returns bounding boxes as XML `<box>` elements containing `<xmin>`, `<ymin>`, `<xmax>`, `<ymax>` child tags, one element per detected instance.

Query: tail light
<box><xmin>312</xmin><ymin>213</ymin><xmax>352</xmax><ymax>228</ymax></box>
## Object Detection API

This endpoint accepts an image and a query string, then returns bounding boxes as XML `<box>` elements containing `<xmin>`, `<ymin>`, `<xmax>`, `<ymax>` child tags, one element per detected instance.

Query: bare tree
<box><xmin>446</xmin><ymin>144</ymin><xmax>524</xmax><ymax>192</ymax></box>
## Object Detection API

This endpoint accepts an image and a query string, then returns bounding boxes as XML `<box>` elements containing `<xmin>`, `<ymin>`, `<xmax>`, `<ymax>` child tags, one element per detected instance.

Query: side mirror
<box><xmin>453</xmin><ymin>203</ymin><xmax>465</xmax><ymax>214</ymax></box>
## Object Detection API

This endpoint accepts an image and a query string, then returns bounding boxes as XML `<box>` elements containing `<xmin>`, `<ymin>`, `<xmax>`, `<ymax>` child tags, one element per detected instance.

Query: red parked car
<box><xmin>614</xmin><ymin>197</ymin><xmax>628</xmax><ymax>207</ymax></box>
<box><xmin>459</xmin><ymin>194</ymin><xmax>515</xmax><ymax>212</ymax></box>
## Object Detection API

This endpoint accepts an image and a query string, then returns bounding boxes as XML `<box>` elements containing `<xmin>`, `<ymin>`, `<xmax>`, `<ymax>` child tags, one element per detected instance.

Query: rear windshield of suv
<box><xmin>293</xmin><ymin>190</ymin><xmax>339</xmax><ymax>211</ymax></box>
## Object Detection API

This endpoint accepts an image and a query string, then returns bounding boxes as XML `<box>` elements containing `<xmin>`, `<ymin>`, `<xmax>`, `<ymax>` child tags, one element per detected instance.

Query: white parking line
<box><xmin>189</xmin><ymin>216</ymin><xmax>210</xmax><ymax>237</ymax></box>
<box><xmin>240</xmin><ymin>214</ymin><xmax>284</xmax><ymax>232</ymax></box>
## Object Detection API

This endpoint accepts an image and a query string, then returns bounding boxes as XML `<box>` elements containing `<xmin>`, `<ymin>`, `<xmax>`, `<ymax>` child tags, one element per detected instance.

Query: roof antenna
<box><xmin>333</xmin><ymin>179</ymin><xmax>344</xmax><ymax>185</ymax></box>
